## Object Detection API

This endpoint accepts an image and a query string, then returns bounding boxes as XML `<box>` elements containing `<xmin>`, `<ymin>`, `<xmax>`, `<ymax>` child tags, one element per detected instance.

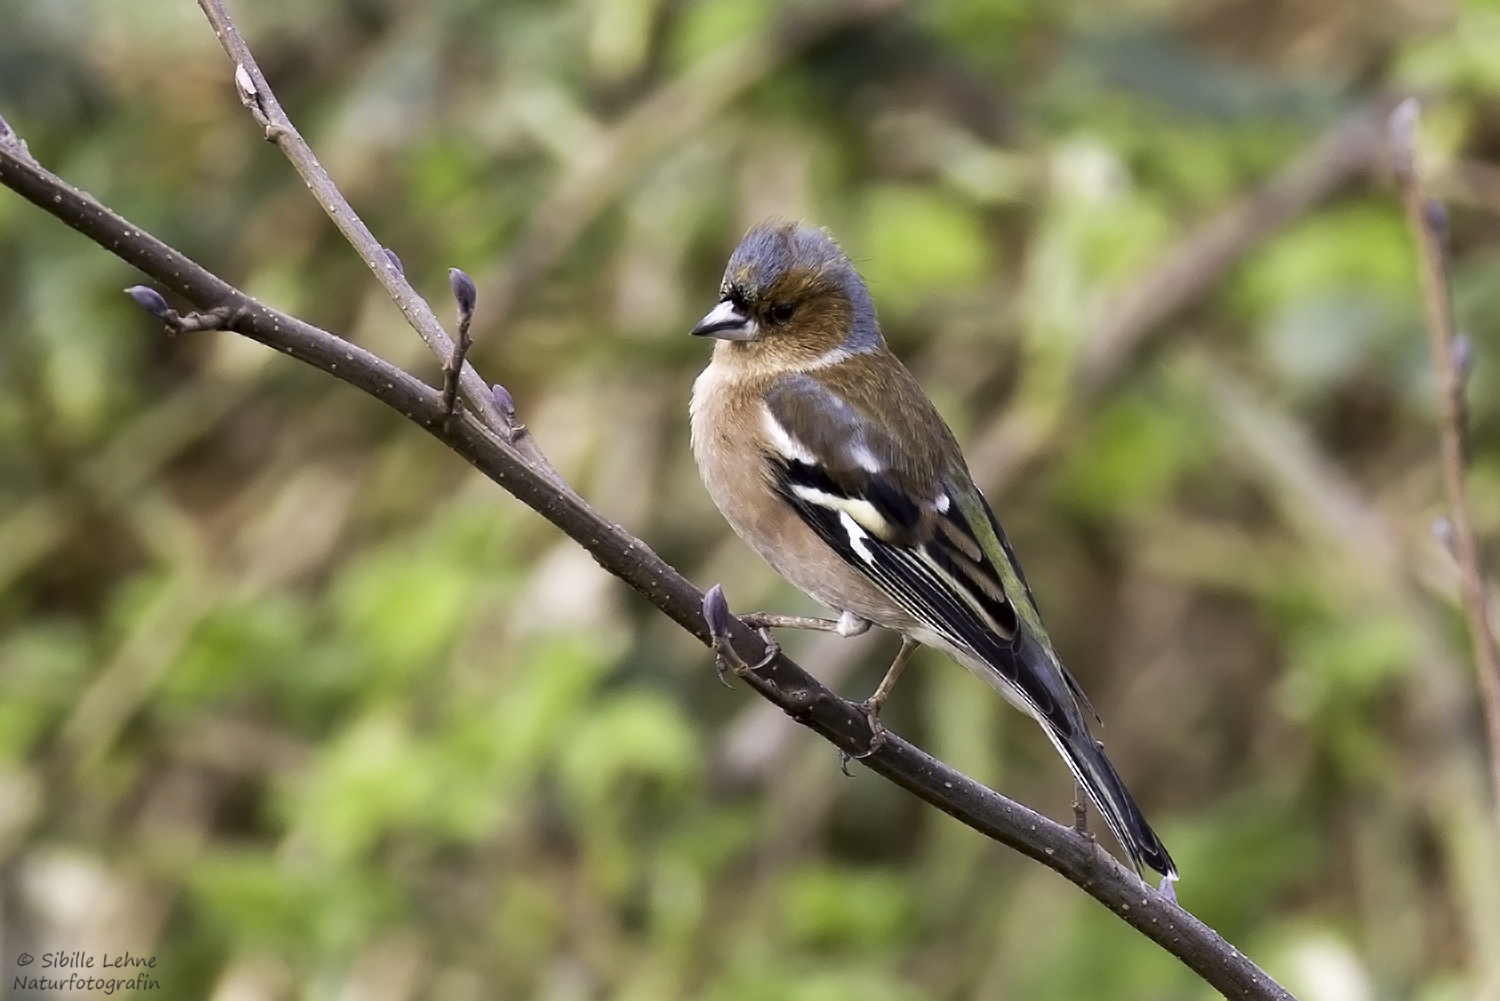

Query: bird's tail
<box><xmin>969</xmin><ymin>622</ymin><xmax>1178</xmax><ymax>881</ymax></box>
<box><xmin>1048</xmin><ymin>724</ymin><xmax>1177</xmax><ymax>881</ymax></box>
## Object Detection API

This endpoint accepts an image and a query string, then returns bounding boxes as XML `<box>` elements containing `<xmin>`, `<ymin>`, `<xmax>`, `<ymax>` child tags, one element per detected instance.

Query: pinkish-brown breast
<box><xmin>689</xmin><ymin>359</ymin><xmax>918</xmax><ymax>633</ymax></box>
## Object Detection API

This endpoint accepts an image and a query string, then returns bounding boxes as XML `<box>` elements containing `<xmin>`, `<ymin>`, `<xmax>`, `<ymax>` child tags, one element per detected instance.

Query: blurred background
<box><xmin>2</xmin><ymin>0</ymin><xmax>1500</xmax><ymax>997</ymax></box>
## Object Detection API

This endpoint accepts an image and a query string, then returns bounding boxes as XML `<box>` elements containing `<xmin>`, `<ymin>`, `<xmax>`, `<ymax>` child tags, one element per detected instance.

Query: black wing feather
<box><xmin>773</xmin><ymin>458</ymin><xmax>1072</xmax><ymax>723</ymax></box>
<box><xmin>762</xmin><ymin>380</ymin><xmax>1177</xmax><ymax>878</ymax></box>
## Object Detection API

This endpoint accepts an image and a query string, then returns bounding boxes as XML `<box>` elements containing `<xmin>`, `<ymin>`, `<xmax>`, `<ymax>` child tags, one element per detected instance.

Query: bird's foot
<box><xmin>837</xmin><ymin>698</ymin><xmax>888</xmax><ymax>775</ymax></box>
<box><xmin>711</xmin><ymin>639</ymin><xmax>746</xmax><ymax>688</ymax></box>
<box><xmin>740</xmin><ymin>610</ymin><xmax>869</xmax><ymax>636</ymax></box>
<box><xmin>710</xmin><ymin>631</ymin><xmax>777</xmax><ymax>687</ymax></box>
<box><xmin>704</xmin><ymin>585</ymin><xmax>747</xmax><ymax>687</ymax></box>
<box><xmin>1072</xmin><ymin>781</ymin><xmax>1096</xmax><ymax>845</ymax></box>
<box><xmin>703</xmin><ymin>585</ymin><xmax>779</xmax><ymax>688</ymax></box>
<box><xmin>750</xmin><ymin>628</ymin><xmax>780</xmax><ymax>670</ymax></box>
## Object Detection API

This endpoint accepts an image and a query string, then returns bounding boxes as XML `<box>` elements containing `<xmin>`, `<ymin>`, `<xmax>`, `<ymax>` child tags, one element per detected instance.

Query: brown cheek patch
<box><xmin>814</xmin><ymin>296</ymin><xmax>851</xmax><ymax>331</ymax></box>
<box><xmin>792</xmin><ymin>296</ymin><xmax>850</xmax><ymax>346</ymax></box>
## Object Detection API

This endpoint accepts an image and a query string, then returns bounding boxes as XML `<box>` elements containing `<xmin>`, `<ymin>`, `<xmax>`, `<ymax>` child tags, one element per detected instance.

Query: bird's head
<box><xmin>691</xmin><ymin>221</ymin><xmax>882</xmax><ymax>369</ymax></box>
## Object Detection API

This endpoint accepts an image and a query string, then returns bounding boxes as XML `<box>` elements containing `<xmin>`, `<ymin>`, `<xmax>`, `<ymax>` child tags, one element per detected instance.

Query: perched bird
<box><xmin>689</xmin><ymin>220</ymin><xmax>1176</xmax><ymax>882</ymax></box>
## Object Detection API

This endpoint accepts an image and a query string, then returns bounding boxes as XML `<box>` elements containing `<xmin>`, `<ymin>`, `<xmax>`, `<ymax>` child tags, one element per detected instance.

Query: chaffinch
<box><xmin>689</xmin><ymin>220</ymin><xmax>1176</xmax><ymax>882</ymax></box>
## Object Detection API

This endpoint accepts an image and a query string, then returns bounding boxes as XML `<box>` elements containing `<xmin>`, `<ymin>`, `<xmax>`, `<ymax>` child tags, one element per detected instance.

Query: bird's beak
<box><xmin>691</xmin><ymin>299</ymin><xmax>757</xmax><ymax>341</ymax></box>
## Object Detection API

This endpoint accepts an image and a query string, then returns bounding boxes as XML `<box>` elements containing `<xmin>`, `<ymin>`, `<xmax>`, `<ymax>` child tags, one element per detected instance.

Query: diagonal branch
<box><xmin>195</xmin><ymin>0</ymin><xmax>578</xmax><ymax>485</ymax></box>
<box><xmin>197</xmin><ymin>0</ymin><xmax>485</xmax><ymax>417</ymax></box>
<box><xmin>1389</xmin><ymin>99</ymin><xmax>1500</xmax><ymax>823</ymax></box>
<box><xmin>0</xmin><ymin>120</ymin><xmax>1294</xmax><ymax>1001</ymax></box>
<box><xmin>194</xmin><ymin>0</ymin><xmax>903</xmax><ymax>485</ymax></box>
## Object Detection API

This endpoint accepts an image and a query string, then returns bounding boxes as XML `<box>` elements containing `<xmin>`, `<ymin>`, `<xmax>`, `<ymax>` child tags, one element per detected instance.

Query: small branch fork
<box><xmin>0</xmin><ymin>45</ymin><xmax>1292</xmax><ymax>1001</ymax></box>
<box><xmin>442</xmin><ymin>269</ymin><xmax>478</xmax><ymax>432</ymax></box>
<box><xmin>1389</xmin><ymin>100</ymin><xmax>1500</xmax><ymax>824</ymax></box>
<box><xmin>196</xmin><ymin>0</ymin><xmax>567</xmax><ymax>488</ymax></box>
<box><xmin>201</xmin><ymin>0</ymin><xmax>475</xmax><ymax>406</ymax></box>
<box><xmin>125</xmin><ymin>286</ymin><xmax>238</xmax><ymax>334</ymax></box>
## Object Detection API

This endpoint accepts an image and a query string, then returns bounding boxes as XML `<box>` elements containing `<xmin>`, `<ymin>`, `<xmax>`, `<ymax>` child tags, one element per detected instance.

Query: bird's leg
<box><xmin>727</xmin><ymin>611</ymin><xmax>867</xmax><ymax>691</ymax></box>
<box><xmin>740</xmin><ymin>610</ymin><xmax>871</xmax><ymax>637</ymax></box>
<box><xmin>710</xmin><ymin>632</ymin><xmax>753</xmax><ymax>689</ymax></box>
<box><xmin>701</xmin><ymin>585</ymin><xmax>796</xmax><ymax>687</ymax></box>
<box><xmin>840</xmin><ymin>636</ymin><xmax>919</xmax><ymax>769</ymax></box>
<box><xmin>863</xmin><ymin>635</ymin><xmax>919</xmax><ymax>718</ymax></box>
<box><xmin>710</xmin><ymin>630</ymin><xmax>781</xmax><ymax>688</ymax></box>
<box><xmin>1072</xmin><ymin>780</ymin><xmax>1094</xmax><ymax>843</ymax></box>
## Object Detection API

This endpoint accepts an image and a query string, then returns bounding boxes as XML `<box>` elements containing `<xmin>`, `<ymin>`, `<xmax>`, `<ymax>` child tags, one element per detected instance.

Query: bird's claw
<box><xmin>711</xmin><ymin>651</ymin><xmax>741</xmax><ymax>690</ymax></box>
<box><xmin>751</xmin><ymin>628</ymin><xmax>780</xmax><ymax>670</ymax></box>
<box><xmin>710</xmin><ymin>629</ymin><xmax>780</xmax><ymax>688</ymax></box>
<box><xmin>1072</xmin><ymin>782</ymin><xmax>1096</xmax><ymax>845</ymax></box>
<box><xmin>706</xmin><ymin>584</ymin><xmax>745</xmax><ymax>687</ymax></box>
<box><xmin>838</xmin><ymin>699</ymin><xmax>888</xmax><ymax>775</ymax></box>
<box><xmin>858</xmin><ymin>699</ymin><xmax>889</xmax><ymax>756</ymax></box>
<box><xmin>711</xmin><ymin>636</ymin><xmax>750</xmax><ymax>687</ymax></box>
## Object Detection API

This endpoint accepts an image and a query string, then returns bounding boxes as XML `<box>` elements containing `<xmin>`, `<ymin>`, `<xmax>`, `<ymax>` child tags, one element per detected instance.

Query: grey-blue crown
<box><xmin>727</xmin><ymin>222</ymin><xmax>882</xmax><ymax>352</ymax></box>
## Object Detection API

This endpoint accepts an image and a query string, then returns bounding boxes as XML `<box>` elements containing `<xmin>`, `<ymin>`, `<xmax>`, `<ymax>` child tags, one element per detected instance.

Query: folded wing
<box><xmin>761</xmin><ymin>373</ymin><xmax>1176</xmax><ymax>879</ymax></box>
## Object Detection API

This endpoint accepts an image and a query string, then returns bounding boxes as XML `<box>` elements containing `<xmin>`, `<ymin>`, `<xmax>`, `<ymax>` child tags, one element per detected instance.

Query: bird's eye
<box><xmin>768</xmin><ymin>302</ymin><xmax>797</xmax><ymax>324</ymax></box>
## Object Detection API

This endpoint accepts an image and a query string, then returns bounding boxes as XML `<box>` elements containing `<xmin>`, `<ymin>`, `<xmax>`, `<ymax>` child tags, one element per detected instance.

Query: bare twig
<box><xmin>1203</xmin><ymin>356</ymin><xmax>1500</xmax><ymax>963</ymax></box>
<box><xmin>0</xmin><ymin>124</ymin><xmax>1296</xmax><ymax>1001</ymax></box>
<box><xmin>442</xmin><ymin>269</ymin><xmax>478</xmax><ymax>431</ymax></box>
<box><xmin>195</xmin><ymin>0</ymin><xmax>576</xmax><ymax>487</ymax></box>
<box><xmin>126</xmin><ymin>285</ymin><xmax>238</xmax><ymax>333</ymax></box>
<box><xmin>197</xmin><ymin>1</ymin><xmax>497</xmax><ymax>423</ymax></box>
<box><xmin>200</xmin><ymin>0</ymin><xmax>902</xmax><ymax>489</ymax></box>
<box><xmin>1389</xmin><ymin>99</ymin><xmax>1500</xmax><ymax>821</ymax></box>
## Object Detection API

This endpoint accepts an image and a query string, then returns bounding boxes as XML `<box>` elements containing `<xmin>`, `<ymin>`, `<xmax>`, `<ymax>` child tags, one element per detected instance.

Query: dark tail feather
<box><xmin>1056</xmin><ymin>733</ymin><xmax>1177</xmax><ymax>881</ymax></box>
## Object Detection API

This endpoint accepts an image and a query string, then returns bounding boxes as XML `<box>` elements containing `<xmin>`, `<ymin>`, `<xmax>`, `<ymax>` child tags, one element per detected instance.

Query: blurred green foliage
<box><xmin>2</xmin><ymin>0</ymin><xmax>1500</xmax><ymax>999</ymax></box>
